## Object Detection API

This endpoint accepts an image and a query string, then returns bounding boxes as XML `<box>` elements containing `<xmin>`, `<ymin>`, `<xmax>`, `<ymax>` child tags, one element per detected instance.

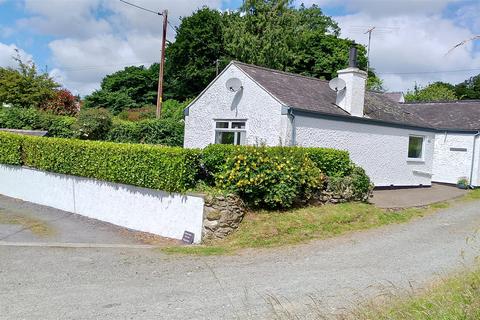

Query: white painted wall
<box><xmin>184</xmin><ymin>64</ymin><xmax>288</xmax><ymax>148</ymax></box>
<box><xmin>0</xmin><ymin>165</ymin><xmax>205</xmax><ymax>243</ymax></box>
<box><xmin>294</xmin><ymin>115</ymin><xmax>435</xmax><ymax>187</ymax></box>
<box><xmin>432</xmin><ymin>132</ymin><xmax>480</xmax><ymax>186</ymax></box>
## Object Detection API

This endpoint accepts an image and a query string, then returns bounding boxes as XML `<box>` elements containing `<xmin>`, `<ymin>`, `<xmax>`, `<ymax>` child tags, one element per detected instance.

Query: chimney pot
<box><xmin>348</xmin><ymin>45</ymin><xmax>358</xmax><ymax>68</ymax></box>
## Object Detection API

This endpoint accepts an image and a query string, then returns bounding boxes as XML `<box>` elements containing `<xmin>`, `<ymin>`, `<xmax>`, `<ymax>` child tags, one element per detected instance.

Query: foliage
<box><xmin>0</xmin><ymin>132</ymin><xmax>201</xmax><ymax>192</ymax></box>
<box><xmin>72</xmin><ymin>108</ymin><xmax>112</xmax><ymax>140</ymax></box>
<box><xmin>326</xmin><ymin>166</ymin><xmax>373</xmax><ymax>202</ymax></box>
<box><xmin>216</xmin><ymin>146</ymin><xmax>323</xmax><ymax>209</ymax></box>
<box><xmin>455</xmin><ymin>74</ymin><xmax>480</xmax><ymax>100</ymax></box>
<box><xmin>107</xmin><ymin>118</ymin><xmax>184</xmax><ymax>146</ymax></box>
<box><xmin>0</xmin><ymin>131</ymin><xmax>24</xmax><ymax>165</ymax></box>
<box><xmin>0</xmin><ymin>107</ymin><xmax>75</xmax><ymax>138</ymax></box>
<box><xmin>405</xmin><ymin>82</ymin><xmax>458</xmax><ymax>102</ymax></box>
<box><xmin>303</xmin><ymin>147</ymin><xmax>352</xmax><ymax>177</ymax></box>
<box><xmin>118</xmin><ymin>106</ymin><xmax>156</xmax><ymax>121</ymax></box>
<box><xmin>201</xmin><ymin>144</ymin><xmax>352</xmax><ymax>181</ymax></box>
<box><xmin>0</xmin><ymin>51</ymin><xmax>59</xmax><ymax>108</ymax></box>
<box><xmin>367</xmin><ymin>70</ymin><xmax>385</xmax><ymax>91</ymax></box>
<box><xmin>356</xmin><ymin>266</ymin><xmax>480</xmax><ymax>320</ymax></box>
<box><xmin>83</xmin><ymin>64</ymin><xmax>159</xmax><ymax>113</ymax></box>
<box><xmin>40</xmin><ymin>89</ymin><xmax>79</xmax><ymax>116</ymax></box>
<box><xmin>164</xmin><ymin>7</ymin><xmax>227</xmax><ymax>100</ymax></box>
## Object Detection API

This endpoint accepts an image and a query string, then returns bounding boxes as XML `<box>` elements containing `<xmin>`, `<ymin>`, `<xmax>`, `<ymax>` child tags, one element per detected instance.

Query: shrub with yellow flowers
<box><xmin>216</xmin><ymin>146</ymin><xmax>323</xmax><ymax>209</ymax></box>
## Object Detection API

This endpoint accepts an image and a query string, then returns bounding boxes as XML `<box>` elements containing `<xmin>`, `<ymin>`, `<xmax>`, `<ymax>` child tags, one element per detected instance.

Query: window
<box><xmin>215</xmin><ymin>120</ymin><xmax>246</xmax><ymax>145</ymax></box>
<box><xmin>408</xmin><ymin>135</ymin><xmax>424</xmax><ymax>160</ymax></box>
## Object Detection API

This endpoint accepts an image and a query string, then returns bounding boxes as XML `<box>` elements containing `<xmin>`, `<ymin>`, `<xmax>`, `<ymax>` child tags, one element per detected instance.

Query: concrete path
<box><xmin>371</xmin><ymin>183</ymin><xmax>468</xmax><ymax>208</ymax></box>
<box><xmin>1</xmin><ymin>199</ymin><xmax>480</xmax><ymax>319</ymax></box>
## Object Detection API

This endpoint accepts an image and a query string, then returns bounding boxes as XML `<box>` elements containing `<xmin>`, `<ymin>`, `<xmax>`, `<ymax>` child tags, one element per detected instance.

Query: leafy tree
<box><xmin>83</xmin><ymin>64</ymin><xmax>159</xmax><ymax>113</ymax></box>
<box><xmin>40</xmin><ymin>89</ymin><xmax>79</xmax><ymax>116</ymax></box>
<box><xmin>367</xmin><ymin>70</ymin><xmax>385</xmax><ymax>91</ymax></box>
<box><xmin>455</xmin><ymin>74</ymin><xmax>480</xmax><ymax>100</ymax></box>
<box><xmin>164</xmin><ymin>7</ymin><xmax>227</xmax><ymax>101</ymax></box>
<box><xmin>0</xmin><ymin>51</ymin><xmax>59</xmax><ymax>108</ymax></box>
<box><xmin>405</xmin><ymin>82</ymin><xmax>458</xmax><ymax>102</ymax></box>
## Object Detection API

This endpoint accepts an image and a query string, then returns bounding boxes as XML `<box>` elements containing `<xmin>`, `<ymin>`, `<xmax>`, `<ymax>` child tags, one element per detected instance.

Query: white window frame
<box><xmin>407</xmin><ymin>135</ymin><xmax>425</xmax><ymax>162</ymax></box>
<box><xmin>213</xmin><ymin>119</ymin><xmax>247</xmax><ymax>145</ymax></box>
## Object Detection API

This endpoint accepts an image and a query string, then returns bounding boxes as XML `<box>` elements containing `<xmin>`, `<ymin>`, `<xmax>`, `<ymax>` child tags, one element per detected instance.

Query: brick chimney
<box><xmin>335</xmin><ymin>46</ymin><xmax>368</xmax><ymax>117</ymax></box>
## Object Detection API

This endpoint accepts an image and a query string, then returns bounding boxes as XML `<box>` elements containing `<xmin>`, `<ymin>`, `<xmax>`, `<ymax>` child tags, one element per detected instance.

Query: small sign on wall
<box><xmin>182</xmin><ymin>231</ymin><xmax>195</xmax><ymax>244</ymax></box>
<box><xmin>450</xmin><ymin>147</ymin><xmax>468</xmax><ymax>152</ymax></box>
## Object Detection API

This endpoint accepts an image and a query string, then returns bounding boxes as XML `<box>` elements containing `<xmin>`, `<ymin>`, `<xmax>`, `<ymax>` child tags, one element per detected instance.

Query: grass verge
<box><xmin>351</xmin><ymin>266</ymin><xmax>480</xmax><ymax>320</ymax></box>
<box><xmin>162</xmin><ymin>189</ymin><xmax>480</xmax><ymax>256</ymax></box>
<box><xmin>0</xmin><ymin>210</ymin><xmax>54</xmax><ymax>237</ymax></box>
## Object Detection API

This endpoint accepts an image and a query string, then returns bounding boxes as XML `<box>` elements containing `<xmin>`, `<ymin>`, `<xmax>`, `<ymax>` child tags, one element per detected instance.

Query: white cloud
<box><xmin>335</xmin><ymin>8</ymin><xmax>480</xmax><ymax>92</ymax></box>
<box><xmin>301</xmin><ymin>0</ymin><xmax>457</xmax><ymax>17</ymax></box>
<box><xmin>18</xmin><ymin>0</ymin><xmax>111</xmax><ymax>38</ymax></box>
<box><xmin>40</xmin><ymin>0</ymin><xmax>224</xmax><ymax>95</ymax></box>
<box><xmin>0</xmin><ymin>42</ymin><xmax>33</xmax><ymax>68</ymax></box>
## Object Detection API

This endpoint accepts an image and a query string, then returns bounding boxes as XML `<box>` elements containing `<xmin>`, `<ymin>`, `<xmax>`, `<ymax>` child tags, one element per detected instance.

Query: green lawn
<box><xmin>163</xmin><ymin>189</ymin><xmax>480</xmax><ymax>255</ymax></box>
<box><xmin>353</xmin><ymin>266</ymin><xmax>480</xmax><ymax>320</ymax></box>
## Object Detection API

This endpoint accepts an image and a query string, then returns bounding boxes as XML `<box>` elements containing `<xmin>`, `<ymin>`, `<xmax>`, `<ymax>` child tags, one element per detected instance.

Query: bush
<box><xmin>216</xmin><ymin>146</ymin><xmax>323</xmax><ymax>209</ymax></box>
<box><xmin>202</xmin><ymin>145</ymin><xmax>352</xmax><ymax>179</ymax></box>
<box><xmin>8</xmin><ymin>134</ymin><xmax>200</xmax><ymax>192</ymax></box>
<box><xmin>0</xmin><ymin>131</ymin><xmax>24</xmax><ymax>165</ymax></box>
<box><xmin>0</xmin><ymin>107</ymin><xmax>75</xmax><ymax>137</ymax></box>
<box><xmin>72</xmin><ymin>108</ymin><xmax>112</xmax><ymax>140</ymax></box>
<box><xmin>107</xmin><ymin>120</ymin><xmax>142</xmax><ymax>143</ymax></box>
<box><xmin>106</xmin><ymin>118</ymin><xmax>184</xmax><ymax>146</ymax></box>
<box><xmin>118</xmin><ymin>106</ymin><xmax>156</xmax><ymax>122</ymax></box>
<box><xmin>326</xmin><ymin>166</ymin><xmax>373</xmax><ymax>202</ymax></box>
<box><xmin>303</xmin><ymin>147</ymin><xmax>352</xmax><ymax>177</ymax></box>
<box><xmin>138</xmin><ymin>118</ymin><xmax>184</xmax><ymax>146</ymax></box>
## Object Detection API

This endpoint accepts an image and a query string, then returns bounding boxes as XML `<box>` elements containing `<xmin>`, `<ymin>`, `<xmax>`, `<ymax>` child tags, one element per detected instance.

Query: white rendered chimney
<box><xmin>335</xmin><ymin>47</ymin><xmax>367</xmax><ymax>117</ymax></box>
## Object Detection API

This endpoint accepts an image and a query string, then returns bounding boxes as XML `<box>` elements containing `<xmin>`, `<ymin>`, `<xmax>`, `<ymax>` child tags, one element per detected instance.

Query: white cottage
<box><xmin>184</xmin><ymin>57</ymin><xmax>480</xmax><ymax>188</ymax></box>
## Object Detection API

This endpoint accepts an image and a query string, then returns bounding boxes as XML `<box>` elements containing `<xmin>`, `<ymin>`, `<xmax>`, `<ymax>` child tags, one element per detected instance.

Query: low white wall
<box><xmin>295</xmin><ymin>115</ymin><xmax>435</xmax><ymax>187</ymax></box>
<box><xmin>0</xmin><ymin>165</ymin><xmax>205</xmax><ymax>243</ymax></box>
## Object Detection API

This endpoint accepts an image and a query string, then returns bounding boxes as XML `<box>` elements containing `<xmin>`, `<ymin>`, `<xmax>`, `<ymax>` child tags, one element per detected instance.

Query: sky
<box><xmin>0</xmin><ymin>0</ymin><xmax>479</xmax><ymax>96</ymax></box>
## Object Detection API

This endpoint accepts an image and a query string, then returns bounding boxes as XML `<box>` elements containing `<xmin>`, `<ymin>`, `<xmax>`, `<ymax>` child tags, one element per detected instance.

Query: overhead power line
<box><xmin>377</xmin><ymin>68</ymin><xmax>480</xmax><ymax>75</ymax></box>
<box><xmin>119</xmin><ymin>0</ymin><xmax>168</xmax><ymax>119</ymax></box>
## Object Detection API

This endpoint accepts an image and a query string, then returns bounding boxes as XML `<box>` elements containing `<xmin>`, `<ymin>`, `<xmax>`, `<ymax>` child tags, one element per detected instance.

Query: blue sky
<box><xmin>0</xmin><ymin>0</ymin><xmax>479</xmax><ymax>95</ymax></box>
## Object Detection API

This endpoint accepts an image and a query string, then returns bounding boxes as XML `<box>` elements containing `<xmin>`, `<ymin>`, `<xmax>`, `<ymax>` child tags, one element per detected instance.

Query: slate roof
<box><xmin>398</xmin><ymin>101</ymin><xmax>480</xmax><ymax>131</ymax></box>
<box><xmin>383</xmin><ymin>92</ymin><xmax>405</xmax><ymax>103</ymax></box>
<box><xmin>233</xmin><ymin>61</ymin><xmax>431</xmax><ymax>128</ymax></box>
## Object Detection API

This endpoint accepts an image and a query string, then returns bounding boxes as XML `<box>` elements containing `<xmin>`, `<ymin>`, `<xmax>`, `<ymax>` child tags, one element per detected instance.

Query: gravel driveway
<box><xmin>1</xmin><ymin>199</ymin><xmax>480</xmax><ymax>319</ymax></box>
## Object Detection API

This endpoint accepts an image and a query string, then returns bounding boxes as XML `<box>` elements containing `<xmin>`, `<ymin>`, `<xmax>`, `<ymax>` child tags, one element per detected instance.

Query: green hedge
<box><xmin>0</xmin><ymin>107</ymin><xmax>75</xmax><ymax>138</ymax></box>
<box><xmin>107</xmin><ymin>118</ymin><xmax>184</xmax><ymax>146</ymax></box>
<box><xmin>0</xmin><ymin>131</ymin><xmax>200</xmax><ymax>192</ymax></box>
<box><xmin>202</xmin><ymin>144</ymin><xmax>352</xmax><ymax>178</ymax></box>
<box><xmin>0</xmin><ymin>132</ymin><xmax>24</xmax><ymax>165</ymax></box>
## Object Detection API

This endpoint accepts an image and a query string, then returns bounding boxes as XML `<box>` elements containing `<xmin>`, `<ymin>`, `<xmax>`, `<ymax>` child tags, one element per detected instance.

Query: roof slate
<box><xmin>398</xmin><ymin>101</ymin><xmax>480</xmax><ymax>131</ymax></box>
<box><xmin>233</xmin><ymin>61</ymin><xmax>432</xmax><ymax>128</ymax></box>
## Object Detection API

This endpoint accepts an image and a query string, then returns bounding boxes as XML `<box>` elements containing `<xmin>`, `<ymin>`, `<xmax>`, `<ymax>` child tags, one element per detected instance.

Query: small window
<box><xmin>214</xmin><ymin>120</ymin><xmax>246</xmax><ymax>145</ymax></box>
<box><xmin>408</xmin><ymin>136</ymin><xmax>424</xmax><ymax>160</ymax></box>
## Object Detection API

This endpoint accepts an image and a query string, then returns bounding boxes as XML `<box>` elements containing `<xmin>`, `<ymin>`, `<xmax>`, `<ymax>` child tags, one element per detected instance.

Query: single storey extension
<box><xmin>184</xmin><ymin>54</ymin><xmax>480</xmax><ymax>188</ymax></box>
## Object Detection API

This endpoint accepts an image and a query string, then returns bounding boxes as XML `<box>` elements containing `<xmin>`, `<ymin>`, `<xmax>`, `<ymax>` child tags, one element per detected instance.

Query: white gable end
<box><xmin>184</xmin><ymin>64</ymin><xmax>288</xmax><ymax>148</ymax></box>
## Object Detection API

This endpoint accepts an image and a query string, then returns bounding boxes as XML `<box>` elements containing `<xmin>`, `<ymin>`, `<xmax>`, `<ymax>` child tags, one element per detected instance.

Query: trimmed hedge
<box><xmin>107</xmin><ymin>118</ymin><xmax>184</xmax><ymax>146</ymax></box>
<box><xmin>0</xmin><ymin>107</ymin><xmax>75</xmax><ymax>138</ymax></box>
<box><xmin>0</xmin><ymin>132</ymin><xmax>24</xmax><ymax>165</ymax></box>
<box><xmin>0</xmin><ymin>131</ymin><xmax>200</xmax><ymax>192</ymax></box>
<box><xmin>202</xmin><ymin>144</ymin><xmax>352</xmax><ymax>178</ymax></box>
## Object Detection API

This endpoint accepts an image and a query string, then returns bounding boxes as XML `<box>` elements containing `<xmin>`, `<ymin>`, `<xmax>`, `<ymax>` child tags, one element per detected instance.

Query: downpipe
<box><xmin>287</xmin><ymin>107</ymin><xmax>296</xmax><ymax>146</ymax></box>
<box><xmin>468</xmin><ymin>131</ymin><xmax>480</xmax><ymax>188</ymax></box>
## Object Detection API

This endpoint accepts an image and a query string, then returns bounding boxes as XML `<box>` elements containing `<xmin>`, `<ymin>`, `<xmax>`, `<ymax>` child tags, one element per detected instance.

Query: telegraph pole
<box><xmin>119</xmin><ymin>0</ymin><xmax>169</xmax><ymax>118</ymax></box>
<box><xmin>156</xmin><ymin>10</ymin><xmax>168</xmax><ymax>118</ymax></box>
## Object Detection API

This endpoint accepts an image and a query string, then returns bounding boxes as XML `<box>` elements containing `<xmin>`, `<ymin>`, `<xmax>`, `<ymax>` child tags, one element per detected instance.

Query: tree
<box><xmin>40</xmin><ymin>89</ymin><xmax>79</xmax><ymax>116</ymax></box>
<box><xmin>83</xmin><ymin>64</ymin><xmax>159</xmax><ymax>113</ymax></box>
<box><xmin>164</xmin><ymin>7</ymin><xmax>227</xmax><ymax>101</ymax></box>
<box><xmin>455</xmin><ymin>74</ymin><xmax>480</xmax><ymax>100</ymax></box>
<box><xmin>0</xmin><ymin>51</ymin><xmax>59</xmax><ymax>108</ymax></box>
<box><xmin>405</xmin><ymin>82</ymin><xmax>458</xmax><ymax>102</ymax></box>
